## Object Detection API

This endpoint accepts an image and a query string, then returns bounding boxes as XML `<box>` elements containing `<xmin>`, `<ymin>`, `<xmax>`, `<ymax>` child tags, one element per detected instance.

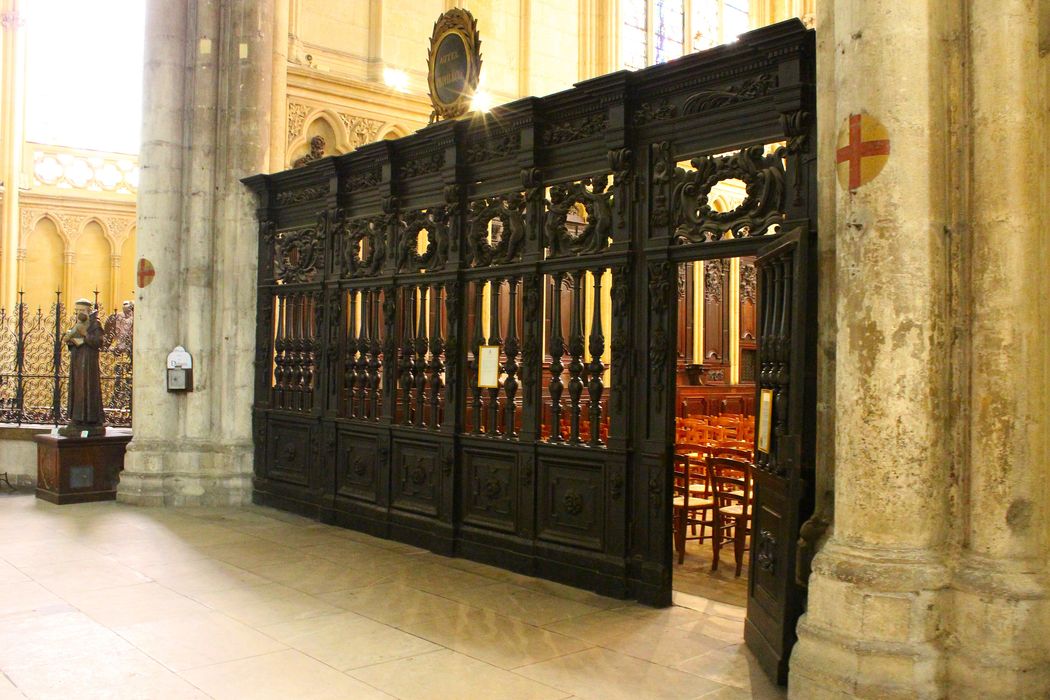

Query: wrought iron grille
<box><xmin>0</xmin><ymin>291</ymin><xmax>133</xmax><ymax>427</ymax></box>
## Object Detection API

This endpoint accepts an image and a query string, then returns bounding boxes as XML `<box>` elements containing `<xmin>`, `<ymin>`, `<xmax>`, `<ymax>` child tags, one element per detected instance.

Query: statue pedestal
<box><xmin>34</xmin><ymin>429</ymin><xmax>132</xmax><ymax>505</ymax></box>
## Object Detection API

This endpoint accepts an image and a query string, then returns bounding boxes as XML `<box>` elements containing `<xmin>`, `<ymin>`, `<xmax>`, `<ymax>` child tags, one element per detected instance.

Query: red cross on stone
<box><xmin>835</xmin><ymin>113</ymin><xmax>890</xmax><ymax>191</ymax></box>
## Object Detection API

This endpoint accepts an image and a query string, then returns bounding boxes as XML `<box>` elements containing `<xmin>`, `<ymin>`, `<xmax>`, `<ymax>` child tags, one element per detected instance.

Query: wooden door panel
<box><xmin>744</xmin><ymin>225</ymin><xmax>816</xmax><ymax>685</ymax></box>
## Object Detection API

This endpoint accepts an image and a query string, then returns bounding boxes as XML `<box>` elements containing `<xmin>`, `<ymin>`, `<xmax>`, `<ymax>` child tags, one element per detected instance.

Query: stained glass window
<box><xmin>621</xmin><ymin>0</ymin><xmax>649</xmax><ymax>70</ymax></box>
<box><xmin>653</xmin><ymin>0</ymin><xmax>685</xmax><ymax>65</ymax></box>
<box><xmin>622</xmin><ymin>0</ymin><xmax>750</xmax><ymax>70</ymax></box>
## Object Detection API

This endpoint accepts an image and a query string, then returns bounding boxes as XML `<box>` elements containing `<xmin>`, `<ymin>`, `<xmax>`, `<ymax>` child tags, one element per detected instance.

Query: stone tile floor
<box><xmin>0</xmin><ymin>493</ymin><xmax>785</xmax><ymax>699</ymax></box>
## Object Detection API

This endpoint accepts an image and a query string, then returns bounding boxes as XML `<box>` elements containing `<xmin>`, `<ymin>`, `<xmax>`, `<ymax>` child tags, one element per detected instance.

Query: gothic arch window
<box><xmin>619</xmin><ymin>0</ymin><xmax>750</xmax><ymax>69</ymax></box>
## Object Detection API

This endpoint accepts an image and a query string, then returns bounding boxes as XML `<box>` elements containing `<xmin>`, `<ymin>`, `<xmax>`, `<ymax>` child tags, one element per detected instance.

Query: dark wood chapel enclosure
<box><xmin>245</xmin><ymin>19</ymin><xmax>816</xmax><ymax>683</ymax></box>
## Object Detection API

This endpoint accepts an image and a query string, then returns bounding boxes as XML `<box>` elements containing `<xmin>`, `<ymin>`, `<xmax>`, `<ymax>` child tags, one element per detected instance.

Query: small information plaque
<box><xmin>477</xmin><ymin>345</ymin><xmax>501</xmax><ymax>388</ymax></box>
<box><xmin>757</xmin><ymin>388</ymin><xmax>773</xmax><ymax>454</ymax></box>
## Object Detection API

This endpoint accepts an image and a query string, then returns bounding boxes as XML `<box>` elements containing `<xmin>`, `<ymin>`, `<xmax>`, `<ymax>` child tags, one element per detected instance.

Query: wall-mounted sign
<box><xmin>427</xmin><ymin>8</ymin><xmax>482</xmax><ymax>122</ymax></box>
<box><xmin>477</xmin><ymin>345</ymin><xmax>500</xmax><ymax>388</ymax></box>
<box><xmin>757</xmin><ymin>388</ymin><xmax>773</xmax><ymax>454</ymax></box>
<box><xmin>166</xmin><ymin>345</ymin><xmax>194</xmax><ymax>392</ymax></box>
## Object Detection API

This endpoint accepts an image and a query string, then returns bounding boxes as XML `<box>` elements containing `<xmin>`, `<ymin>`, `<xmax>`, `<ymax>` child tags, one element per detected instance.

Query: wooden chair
<box><xmin>708</xmin><ymin>456</ymin><xmax>752</xmax><ymax>576</ymax></box>
<box><xmin>672</xmin><ymin>454</ymin><xmax>714</xmax><ymax>564</ymax></box>
<box><xmin>710</xmin><ymin>445</ymin><xmax>752</xmax><ymax>462</ymax></box>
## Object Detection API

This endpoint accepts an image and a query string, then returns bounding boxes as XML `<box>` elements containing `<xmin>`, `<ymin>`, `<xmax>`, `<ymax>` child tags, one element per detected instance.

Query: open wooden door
<box><xmin>745</xmin><ymin>224</ymin><xmax>817</xmax><ymax>684</ymax></box>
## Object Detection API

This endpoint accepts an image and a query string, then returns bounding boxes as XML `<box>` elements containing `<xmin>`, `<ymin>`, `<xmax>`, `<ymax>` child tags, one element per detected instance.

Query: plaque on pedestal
<box><xmin>34</xmin><ymin>429</ymin><xmax>132</xmax><ymax>504</ymax></box>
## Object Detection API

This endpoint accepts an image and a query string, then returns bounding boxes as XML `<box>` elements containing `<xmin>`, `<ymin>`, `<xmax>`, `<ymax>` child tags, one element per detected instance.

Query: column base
<box><xmin>117</xmin><ymin>438</ymin><xmax>253</xmax><ymax>506</ymax></box>
<box><xmin>947</xmin><ymin>555</ymin><xmax>1050</xmax><ymax>699</ymax></box>
<box><xmin>788</xmin><ymin>540</ymin><xmax>949</xmax><ymax>699</ymax></box>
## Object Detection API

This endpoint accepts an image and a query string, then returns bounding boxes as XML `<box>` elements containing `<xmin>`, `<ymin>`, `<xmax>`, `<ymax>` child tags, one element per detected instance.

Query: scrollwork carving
<box><xmin>273</xmin><ymin>224</ymin><xmax>324</xmax><ymax>284</ymax></box>
<box><xmin>276</xmin><ymin>184</ymin><xmax>327</xmax><ymax>205</ymax></box>
<box><xmin>544</xmin><ymin>177</ymin><xmax>613</xmax><ymax>257</ymax></box>
<box><xmin>683</xmin><ymin>73</ymin><xmax>776</xmax><ymax>114</ymax></box>
<box><xmin>671</xmin><ymin>145</ymin><xmax>787</xmax><ymax>243</ymax></box>
<box><xmin>396</xmin><ymin>207</ymin><xmax>450</xmax><ymax>272</ymax></box>
<box><xmin>339</xmin><ymin>215</ymin><xmax>386</xmax><ymax>278</ymax></box>
<box><xmin>467</xmin><ymin>193</ymin><xmax>527</xmax><ymax>266</ymax></box>
<box><xmin>542</xmin><ymin>113</ymin><xmax>606</xmax><ymax>146</ymax></box>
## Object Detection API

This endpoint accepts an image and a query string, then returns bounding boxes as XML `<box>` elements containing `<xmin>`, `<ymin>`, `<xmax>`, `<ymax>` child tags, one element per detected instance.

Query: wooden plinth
<box><xmin>34</xmin><ymin>429</ymin><xmax>132</xmax><ymax>505</ymax></box>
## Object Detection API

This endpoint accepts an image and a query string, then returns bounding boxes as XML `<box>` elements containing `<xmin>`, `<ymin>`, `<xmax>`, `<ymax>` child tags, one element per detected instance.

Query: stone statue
<box><xmin>292</xmin><ymin>135</ymin><xmax>326</xmax><ymax>168</ymax></box>
<box><xmin>103</xmin><ymin>300</ymin><xmax>135</xmax><ymax>354</ymax></box>
<box><xmin>60</xmin><ymin>299</ymin><xmax>105</xmax><ymax>437</ymax></box>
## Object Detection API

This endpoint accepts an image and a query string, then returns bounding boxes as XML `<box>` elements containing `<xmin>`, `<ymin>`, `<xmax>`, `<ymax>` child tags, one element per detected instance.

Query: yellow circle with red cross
<box><xmin>835</xmin><ymin>112</ymin><xmax>890</xmax><ymax>191</ymax></box>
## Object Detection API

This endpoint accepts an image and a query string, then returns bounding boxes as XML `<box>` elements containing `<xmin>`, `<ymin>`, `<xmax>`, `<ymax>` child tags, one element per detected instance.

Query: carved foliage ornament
<box><xmin>467</xmin><ymin>193</ymin><xmax>526</xmax><ymax>267</ymax></box>
<box><xmin>276</xmin><ymin>184</ymin><xmax>327</xmax><ymax>206</ymax></box>
<box><xmin>672</xmin><ymin>145</ymin><xmax>787</xmax><ymax>244</ymax></box>
<box><xmin>683</xmin><ymin>73</ymin><xmax>776</xmax><ymax>114</ymax></box>
<box><xmin>396</xmin><ymin>207</ymin><xmax>450</xmax><ymax>273</ymax></box>
<box><xmin>427</xmin><ymin>9</ymin><xmax>482</xmax><ymax>122</ymax></box>
<box><xmin>339</xmin><ymin>214</ymin><xmax>386</xmax><ymax>278</ymax></box>
<box><xmin>544</xmin><ymin>177</ymin><xmax>613</xmax><ymax>257</ymax></box>
<box><xmin>543</xmin><ymin>113</ymin><xmax>607</xmax><ymax>147</ymax></box>
<box><xmin>273</xmin><ymin>216</ymin><xmax>326</xmax><ymax>284</ymax></box>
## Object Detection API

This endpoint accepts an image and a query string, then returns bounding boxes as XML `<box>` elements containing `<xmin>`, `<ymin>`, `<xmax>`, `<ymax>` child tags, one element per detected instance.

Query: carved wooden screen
<box><xmin>247</xmin><ymin>19</ymin><xmax>816</xmax><ymax>679</ymax></box>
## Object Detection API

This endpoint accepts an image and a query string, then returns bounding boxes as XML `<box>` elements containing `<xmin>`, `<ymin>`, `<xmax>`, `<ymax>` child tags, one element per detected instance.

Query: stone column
<box><xmin>62</xmin><ymin>251</ymin><xmax>74</xmax><ymax>303</ymax></box>
<box><xmin>119</xmin><ymin>0</ymin><xmax>187</xmax><ymax>504</ymax></box>
<box><xmin>120</xmin><ymin>0</ymin><xmax>273</xmax><ymax>506</ymax></box>
<box><xmin>789</xmin><ymin>1</ymin><xmax>955</xmax><ymax>697</ymax></box>
<box><xmin>270</xmin><ymin>0</ymin><xmax>288</xmax><ymax>173</ymax></box>
<box><xmin>949</xmin><ymin>1</ymin><xmax>1050</xmax><ymax>696</ymax></box>
<box><xmin>0</xmin><ymin>3</ymin><xmax>25</xmax><ymax>310</ymax></box>
<box><xmin>209</xmin><ymin>0</ymin><xmax>274</xmax><ymax>501</ymax></box>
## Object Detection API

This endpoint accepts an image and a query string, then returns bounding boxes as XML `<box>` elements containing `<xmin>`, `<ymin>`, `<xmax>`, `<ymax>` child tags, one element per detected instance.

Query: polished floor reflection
<box><xmin>0</xmin><ymin>492</ymin><xmax>784</xmax><ymax>699</ymax></box>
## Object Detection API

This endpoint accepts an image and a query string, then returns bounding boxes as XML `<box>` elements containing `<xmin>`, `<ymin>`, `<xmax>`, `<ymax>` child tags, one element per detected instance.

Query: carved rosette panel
<box><xmin>393</xmin><ymin>445</ymin><xmax>439</xmax><ymax>516</ymax></box>
<box><xmin>339</xmin><ymin>214</ymin><xmax>386</xmax><ymax>278</ymax></box>
<box><xmin>396</xmin><ymin>207</ymin><xmax>450</xmax><ymax>273</ymax></box>
<box><xmin>539</xmin><ymin>463</ymin><xmax>603</xmax><ymax>551</ymax></box>
<box><xmin>466</xmin><ymin>193</ymin><xmax>527</xmax><ymax>266</ymax></box>
<box><xmin>462</xmin><ymin>452</ymin><xmax>517</xmax><ymax>533</ymax></box>
<box><xmin>544</xmin><ymin>177</ymin><xmax>613</xmax><ymax>257</ymax></box>
<box><xmin>671</xmin><ymin>145</ymin><xmax>787</xmax><ymax>243</ymax></box>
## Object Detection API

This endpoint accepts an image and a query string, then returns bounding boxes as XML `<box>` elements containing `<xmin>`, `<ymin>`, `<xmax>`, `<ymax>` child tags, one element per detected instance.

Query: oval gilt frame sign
<box><xmin>427</xmin><ymin>8</ymin><xmax>482</xmax><ymax>122</ymax></box>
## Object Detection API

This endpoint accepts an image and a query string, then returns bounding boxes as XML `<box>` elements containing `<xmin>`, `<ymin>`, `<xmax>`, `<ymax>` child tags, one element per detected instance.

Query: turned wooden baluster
<box><xmin>503</xmin><ymin>277</ymin><xmax>520</xmax><ymax>438</ymax></box>
<box><xmin>356</xmin><ymin>290</ymin><xmax>371</xmax><ymax>417</ymax></box>
<box><xmin>345</xmin><ymin>290</ymin><xmax>358</xmax><ymax>417</ymax></box>
<box><xmin>368</xmin><ymin>290</ymin><xmax>382</xmax><ymax>419</ymax></box>
<box><xmin>487</xmin><ymin>278</ymin><xmax>503</xmax><ymax>435</ymax></box>
<box><xmin>587</xmin><ymin>269</ymin><xmax>605</xmax><ymax>446</ymax></box>
<box><xmin>400</xmin><ymin>287</ymin><xmax>416</xmax><ymax>425</ymax></box>
<box><xmin>774</xmin><ymin>257</ymin><xmax>792</xmax><ymax>446</ymax></box>
<box><xmin>273</xmin><ymin>293</ymin><xmax>286</xmax><ymax>409</ymax></box>
<box><xmin>471</xmin><ymin>280</ymin><xmax>485</xmax><ymax>434</ymax></box>
<box><xmin>548</xmin><ymin>273</ymin><xmax>565</xmax><ymax>443</ymax></box>
<box><xmin>428</xmin><ymin>283</ymin><xmax>445</xmax><ymax>428</ymax></box>
<box><xmin>414</xmin><ymin>285</ymin><xmax>429</xmax><ymax>427</ymax></box>
<box><xmin>567</xmin><ymin>271</ymin><xmax>586</xmax><ymax>444</ymax></box>
<box><xmin>289</xmin><ymin>293</ymin><xmax>304</xmax><ymax>412</ymax></box>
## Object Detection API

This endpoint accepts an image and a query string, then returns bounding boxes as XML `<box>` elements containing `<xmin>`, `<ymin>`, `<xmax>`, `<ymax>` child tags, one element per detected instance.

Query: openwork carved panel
<box><xmin>672</xmin><ymin>145</ymin><xmax>788</xmax><ymax>243</ymax></box>
<box><xmin>544</xmin><ymin>177</ymin><xmax>613</xmax><ymax>258</ymax></box>
<box><xmin>338</xmin><ymin>215</ymin><xmax>386</xmax><ymax>278</ymax></box>
<box><xmin>396</xmin><ymin>207</ymin><xmax>450</xmax><ymax>273</ymax></box>
<box><xmin>467</xmin><ymin>193</ymin><xmax>527</xmax><ymax>267</ymax></box>
<box><xmin>273</xmin><ymin>224</ymin><xmax>325</xmax><ymax>284</ymax></box>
